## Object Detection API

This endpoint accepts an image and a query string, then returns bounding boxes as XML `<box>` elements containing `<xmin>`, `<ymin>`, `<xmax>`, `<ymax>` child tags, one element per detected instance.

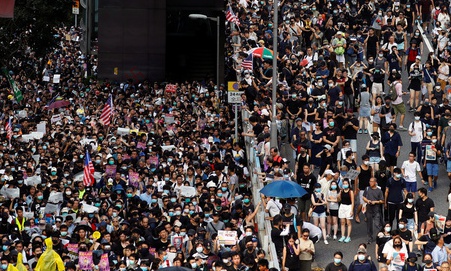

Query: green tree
<box><xmin>0</xmin><ymin>0</ymin><xmax>72</xmax><ymax>66</ymax></box>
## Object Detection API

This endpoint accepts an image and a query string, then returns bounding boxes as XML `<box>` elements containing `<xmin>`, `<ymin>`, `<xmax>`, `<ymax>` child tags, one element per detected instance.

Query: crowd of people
<box><xmin>1</xmin><ymin>0</ymin><xmax>451</xmax><ymax>270</ymax></box>
<box><xmin>226</xmin><ymin>0</ymin><xmax>451</xmax><ymax>270</ymax></box>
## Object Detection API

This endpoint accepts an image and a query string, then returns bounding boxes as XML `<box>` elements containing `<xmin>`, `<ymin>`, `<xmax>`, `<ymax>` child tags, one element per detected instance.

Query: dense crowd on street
<box><xmin>1</xmin><ymin>0</ymin><xmax>451</xmax><ymax>271</ymax></box>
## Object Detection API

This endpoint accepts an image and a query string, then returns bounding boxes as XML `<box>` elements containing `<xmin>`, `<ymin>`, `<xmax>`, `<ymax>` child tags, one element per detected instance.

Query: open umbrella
<box><xmin>248</xmin><ymin>47</ymin><xmax>274</xmax><ymax>59</ymax></box>
<box><xmin>259</xmin><ymin>180</ymin><xmax>307</xmax><ymax>198</ymax></box>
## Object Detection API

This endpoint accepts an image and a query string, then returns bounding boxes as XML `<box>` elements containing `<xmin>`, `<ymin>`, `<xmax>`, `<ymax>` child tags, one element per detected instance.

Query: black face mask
<box><xmin>424</xmin><ymin>260</ymin><xmax>432</xmax><ymax>265</ymax></box>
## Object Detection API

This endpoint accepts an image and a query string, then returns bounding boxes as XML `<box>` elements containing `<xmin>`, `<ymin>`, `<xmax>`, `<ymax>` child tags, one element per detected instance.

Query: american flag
<box><xmin>83</xmin><ymin>150</ymin><xmax>95</xmax><ymax>187</ymax></box>
<box><xmin>242</xmin><ymin>54</ymin><xmax>253</xmax><ymax>70</ymax></box>
<box><xmin>5</xmin><ymin>117</ymin><xmax>12</xmax><ymax>140</ymax></box>
<box><xmin>100</xmin><ymin>95</ymin><xmax>113</xmax><ymax>126</ymax></box>
<box><xmin>226</xmin><ymin>7</ymin><xmax>240</xmax><ymax>26</ymax></box>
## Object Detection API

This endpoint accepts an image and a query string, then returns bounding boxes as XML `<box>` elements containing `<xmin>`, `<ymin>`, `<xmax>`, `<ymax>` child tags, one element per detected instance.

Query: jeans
<box><xmin>344</xmin><ymin>94</ymin><xmax>354</xmax><ymax>109</ymax></box>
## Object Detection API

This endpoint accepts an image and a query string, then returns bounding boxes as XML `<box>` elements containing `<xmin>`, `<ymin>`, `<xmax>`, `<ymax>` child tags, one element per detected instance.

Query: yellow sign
<box><xmin>227</xmin><ymin>81</ymin><xmax>239</xmax><ymax>91</ymax></box>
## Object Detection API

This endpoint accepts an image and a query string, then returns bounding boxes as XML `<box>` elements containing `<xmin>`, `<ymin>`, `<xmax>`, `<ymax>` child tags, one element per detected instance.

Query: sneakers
<box><xmin>358</xmin><ymin>129</ymin><xmax>363</xmax><ymax>134</ymax></box>
<box><xmin>398</xmin><ymin>126</ymin><xmax>407</xmax><ymax>131</ymax></box>
<box><xmin>409</xmin><ymin>108</ymin><xmax>415</xmax><ymax>112</ymax></box>
<box><xmin>428</xmin><ymin>187</ymin><xmax>433</xmax><ymax>192</ymax></box>
<box><xmin>364</xmin><ymin>129</ymin><xmax>368</xmax><ymax>134</ymax></box>
<box><xmin>324</xmin><ymin>239</ymin><xmax>329</xmax><ymax>245</ymax></box>
<box><xmin>344</xmin><ymin>237</ymin><xmax>351</xmax><ymax>243</ymax></box>
<box><xmin>333</xmin><ymin>235</ymin><xmax>337</xmax><ymax>240</ymax></box>
<box><xmin>338</xmin><ymin>236</ymin><xmax>346</xmax><ymax>242</ymax></box>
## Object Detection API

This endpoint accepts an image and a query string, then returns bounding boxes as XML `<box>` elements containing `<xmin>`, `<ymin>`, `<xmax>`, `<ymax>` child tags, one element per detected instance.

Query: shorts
<box><xmin>384</xmin><ymin>153</ymin><xmax>398</xmax><ymax>167</ymax></box>
<box><xmin>312</xmin><ymin>211</ymin><xmax>327</xmax><ymax>218</ymax></box>
<box><xmin>336</xmin><ymin>54</ymin><xmax>345</xmax><ymax>65</ymax></box>
<box><xmin>422</xmin><ymin>13</ymin><xmax>431</xmax><ymax>22</ymax></box>
<box><xmin>359</xmin><ymin>107</ymin><xmax>371</xmax><ymax>117</ymax></box>
<box><xmin>345</xmin><ymin>139</ymin><xmax>357</xmax><ymax>152</ymax></box>
<box><xmin>329</xmin><ymin>209</ymin><xmax>339</xmax><ymax>217</ymax></box>
<box><xmin>369</xmin><ymin>157</ymin><xmax>381</xmax><ymax>164</ymax></box>
<box><xmin>372</xmin><ymin>83</ymin><xmax>383</xmax><ymax>95</ymax></box>
<box><xmin>447</xmin><ymin>160</ymin><xmax>451</xmax><ymax>172</ymax></box>
<box><xmin>359</xmin><ymin>190</ymin><xmax>365</xmax><ymax>205</ymax></box>
<box><xmin>405</xmin><ymin>181</ymin><xmax>417</xmax><ymax>193</ymax></box>
<box><xmin>393</xmin><ymin>102</ymin><xmax>406</xmax><ymax>115</ymax></box>
<box><xmin>338</xmin><ymin>204</ymin><xmax>354</xmax><ymax>219</ymax></box>
<box><xmin>426</xmin><ymin>163</ymin><xmax>439</xmax><ymax>177</ymax></box>
<box><xmin>298</xmin><ymin>198</ymin><xmax>312</xmax><ymax>214</ymax></box>
<box><xmin>407</xmin><ymin>218</ymin><xmax>415</xmax><ymax>231</ymax></box>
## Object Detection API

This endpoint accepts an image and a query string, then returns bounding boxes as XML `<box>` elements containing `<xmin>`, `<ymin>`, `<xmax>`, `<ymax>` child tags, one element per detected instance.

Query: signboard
<box><xmin>217</xmin><ymin>230</ymin><xmax>238</xmax><ymax>245</ymax></box>
<box><xmin>72</xmin><ymin>0</ymin><xmax>80</xmax><ymax>14</ymax></box>
<box><xmin>227</xmin><ymin>81</ymin><xmax>243</xmax><ymax>104</ymax></box>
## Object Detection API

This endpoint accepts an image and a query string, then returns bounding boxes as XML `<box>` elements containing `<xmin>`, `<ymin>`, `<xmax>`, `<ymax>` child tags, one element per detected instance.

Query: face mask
<box><xmin>379</xmin><ymin>54</ymin><xmax>384</xmax><ymax>57</ymax></box>
<box><xmin>205</xmin><ymin>213</ymin><xmax>210</xmax><ymax>218</ymax></box>
<box><xmin>322</xmin><ymin>103</ymin><xmax>327</xmax><ymax>107</ymax></box>
<box><xmin>171</xmin><ymin>198</ymin><xmax>176</xmax><ymax>203</ymax></box>
<box><xmin>192</xmin><ymin>201</ymin><xmax>198</xmax><ymax>206</ymax></box>
<box><xmin>61</xmin><ymin>231</ymin><xmax>67</xmax><ymax>236</ymax></box>
<box><xmin>1</xmin><ymin>264</ymin><xmax>7</xmax><ymax>270</ymax></box>
<box><xmin>334</xmin><ymin>258</ymin><xmax>342</xmax><ymax>264</ymax></box>
<box><xmin>141</xmin><ymin>267</ymin><xmax>148</xmax><ymax>271</ymax></box>
<box><xmin>152</xmin><ymin>199</ymin><xmax>158</xmax><ymax>203</ymax></box>
<box><xmin>385</xmin><ymin>226</ymin><xmax>391</xmax><ymax>232</ymax></box>
<box><xmin>108</xmin><ymin>161</ymin><xmax>114</xmax><ymax>165</ymax></box>
<box><xmin>164</xmin><ymin>189</ymin><xmax>170</xmax><ymax>194</ymax></box>
<box><xmin>221</xmin><ymin>187</ymin><xmax>227</xmax><ymax>192</ymax></box>
<box><xmin>315</xmin><ymin>188</ymin><xmax>321</xmax><ymax>193</ymax></box>
<box><xmin>191</xmin><ymin>263</ymin><xmax>198</xmax><ymax>269</ymax></box>
<box><xmin>112</xmin><ymin>212</ymin><xmax>118</xmax><ymax>217</ymax></box>
<box><xmin>175</xmin><ymin>211</ymin><xmax>181</xmax><ymax>216</ymax></box>
<box><xmin>243</xmin><ymin>198</ymin><xmax>250</xmax><ymax>204</ymax></box>
<box><xmin>398</xmin><ymin>223</ymin><xmax>405</xmax><ymax>229</ymax></box>
<box><xmin>364</xmin><ymin>161</ymin><xmax>369</xmax><ymax>165</ymax></box>
<box><xmin>396</xmin><ymin>174</ymin><xmax>402</xmax><ymax>178</ymax></box>
<box><xmin>37</xmin><ymin>196</ymin><xmax>43</xmax><ymax>200</ymax></box>
<box><xmin>168</xmin><ymin>212</ymin><xmax>174</xmax><ymax>217</ymax></box>
<box><xmin>427</xmin><ymin>132</ymin><xmax>432</xmax><ymax>136</ymax></box>
<box><xmin>432</xmin><ymin>139</ymin><xmax>437</xmax><ymax>143</ymax></box>
<box><xmin>414</xmin><ymin>116</ymin><xmax>420</xmax><ymax>121</ymax></box>
<box><xmin>292</xmin><ymin>95</ymin><xmax>297</xmax><ymax>99</ymax></box>
<box><xmin>358</xmin><ymin>255</ymin><xmax>366</xmax><ymax>261</ymax></box>
<box><xmin>331</xmin><ymin>185</ymin><xmax>337</xmax><ymax>190</ymax></box>
<box><xmin>2</xmin><ymin>246</ymin><xmax>7</xmax><ymax>251</ymax></box>
<box><xmin>17</xmin><ymin>180</ymin><xmax>23</xmax><ymax>185</ymax></box>
<box><xmin>318</xmin><ymin>82</ymin><xmax>323</xmax><ymax>87</ymax></box>
<box><xmin>120</xmin><ymin>268</ymin><xmax>126</xmax><ymax>271</ymax></box>
<box><xmin>196</xmin><ymin>247</ymin><xmax>203</xmax><ymax>253</ymax></box>
<box><xmin>329</xmin><ymin>122</ymin><xmax>335</xmax><ymax>127</ymax></box>
<box><xmin>217</xmin><ymin>193</ymin><xmax>223</xmax><ymax>197</ymax></box>
<box><xmin>424</xmin><ymin>260</ymin><xmax>432</xmax><ymax>265</ymax></box>
<box><xmin>245</xmin><ymin>232</ymin><xmax>252</xmax><ymax>236</ymax></box>
<box><xmin>164</xmin><ymin>177</ymin><xmax>170</xmax><ymax>181</ymax></box>
<box><xmin>116</xmin><ymin>204</ymin><xmax>122</xmax><ymax>209</ymax></box>
<box><xmin>338</xmin><ymin>101</ymin><xmax>343</xmax><ymax>106</ymax></box>
<box><xmin>343</xmin><ymin>184</ymin><xmax>349</xmax><ymax>189</ymax></box>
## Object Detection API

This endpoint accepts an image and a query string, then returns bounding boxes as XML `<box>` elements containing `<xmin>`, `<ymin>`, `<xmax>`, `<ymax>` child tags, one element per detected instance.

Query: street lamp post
<box><xmin>189</xmin><ymin>14</ymin><xmax>220</xmax><ymax>86</ymax></box>
<box><xmin>270</xmin><ymin>0</ymin><xmax>278</xmax><ymax>148</ymax></box>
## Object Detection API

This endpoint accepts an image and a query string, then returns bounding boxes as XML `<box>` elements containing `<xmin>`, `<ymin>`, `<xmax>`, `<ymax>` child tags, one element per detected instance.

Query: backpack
<box><xmin>279</xmin><ymin>119</ymin><xmax>288</xmax><ymax>140</ymax></box>
<box><xmin>389</xmin><ymin>81</ymin><xmax>399</xmax><ymax>101</ymax></box>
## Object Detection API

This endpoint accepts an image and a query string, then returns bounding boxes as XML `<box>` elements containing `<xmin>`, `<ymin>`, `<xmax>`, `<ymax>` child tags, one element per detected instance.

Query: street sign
<box><xmin>72</xmin><ymin>0</ymin><xmax>80</xmax><ymax>14</ymax></box>
<box><xmin>227</xmin><ymin>81</ymin><xmax>243</xmax><ymax>104</ymax></box>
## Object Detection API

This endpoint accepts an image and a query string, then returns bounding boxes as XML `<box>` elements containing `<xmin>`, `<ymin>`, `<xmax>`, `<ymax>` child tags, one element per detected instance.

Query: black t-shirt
<box><xmin>325</xmin><ymin>262</ymin><xmax>348</xmax><ymax>271</ymax></box>
<box><xmin>342</xmin><ymin>116</ymin><xmax>359</xmax><ymax>139</ymax></box>
<box><xmin>297</xmin><ymin>173</ymin><xmax>317</xmax><ymax>200</ymax></box>
<box><xmin>271</xmin><ymin>226</ymin><xmax>285</xmax><ymax>252</ymax></box>
<box><xmin>323</xmin><ymin>127</ymin><xmax>341</xmax><ymax>143</ymax></box>
<box><xmin>399</xmin><ymin>229</ymin><xmax>413</xmax><ymax>243</ymax></box>
<box><xmin>415</xmin><ymin>197</ymin><xmax>435</xmax><ymax>223</ymax></box>
<box><xmin>252</xmin><ymin>123</ymin><xmax>264</xmax><ymax>136</ymax></box>
<box><xmin>286</xmin><ymin>99</ymin><xmax>303</xmax><ymax>117</ymax></box>
<box><xmin>282</xmin><ymin>214</ymin><xmax>302</xmax><ymax>235</ymax></box>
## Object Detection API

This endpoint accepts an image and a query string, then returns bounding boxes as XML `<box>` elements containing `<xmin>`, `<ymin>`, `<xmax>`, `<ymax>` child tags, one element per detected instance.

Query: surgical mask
<box><xmin>364</xmin><ymin>161</ymin><xmax>369</xmax><ymax>165</ymax></box>
<box><xmin>315</xmin><ymin>188</ymin><xmax>321</xmax><ymax>193</ymax></box>
<box><xmin>95</xmin><ymin>203</ymin><xmax>101</xmax><ymax>207</ymax></box>
<box><xmin>1</xmin><ymin>264</ymin><xmax>7</xmax><ymax>270</ymax></box>
<box><xmin>398</xmin><ymin>224</ymin><xmax>405</xmax><ymax>229</ymax></box>
<box><xmin>427</xmin><ymin>132</ymin><xmax>432</xmax><ymax>136</ymax></box>
<box><xmin>221</xmin><ymin>187</ymin><xmax>227</xmax><ymax>192</ymax></box>
<box><xmin>180</xmin><ymin>232</ymin><xmax>186</xmax><ymax>237</ymax></box>
<box><xmin>191</xmin><ymin>263</ymin><xmax>198</xmax><ymax>269</ymax></box>
<box><xmin>17</xmin><ymin>180</ymin><xmax>23</xmax><ymax>184</ymax></box>
<box><xmin>108</xmin><ymin>161</ymin><xmax>114</xmax><ymax>165</ymax></box>
<box><xmin>112</xmin><ymin>212</ymin><xmax>118</xmax><ymax>217</ymax></box>
<box><xmin>37</xmin><ymin>196</ymin><xmax>43</xmax><ymax>200</ymax></box>
<box><xmin>318</xmin><ymin>82</ymin><xmax>323</xmax><ymax>87</ymax></box>
<box><xmin>2</xmin><ymin>246</ymin><xmax>7</xmax><ymax>251</ymax></box>
<box><xmin>385</xmin><ymin>226</ymin><xmax>391</xmax><ymax>232</ymax></box>
<box><xmin>343</xmin><ymin>184</ymin><xmax>349</xmax><ymax>189</ymax></box>
<box><xmin>64</xmin><ymin>173</ymin><xmax>69</xmax><ymax>177</ymax></box>
<box><xmin>61</xmin><ymin>231</ymin><xmax>67</xmax><ymax>236</ymax></box>
<box><xmin>189</xmin><ymin>210</ymin><xmax>195</xmax><ymax>215</ymax></box>
<box><xmin>151</xmin><ymin>199</ymin><xmax>157</xmax><ymax>203</ymax></box>
<box><xmin>116</xmin><ymin>205</ymin><xmax>122</xmax><ymax>209</ymax></box>
<box><xmin>164</xmin><ymin>177</ymin><xmax>170</xmax><ymax>181</ymax></box>
<box><xmin>432</xmin><ymin>139</ymin><xmax>437</xmax><ymax>143</ymax></box>
<box><xmin>243</xmin><ymin>198</ymin><xmax>250</xmax><ymax>204</ymax></box>
<box><xmin>414</xmin><ymin>116</ymin><xmax>420</xmax><ymax>121</ymax></box>
<box><xmin>175</xmin><ymin>211</ymin><xmax>181</xmax><ymax>216</ymax></box>
<box><xmin>217</xmin><ymin>193</ymin><xmax>223</xmax><ymax>197</ymax></box>
<box><xmin>168</xmin><ymin>212</ymin><xmax>174</xmax><ymax>217</ymax></box>
<box><xmin>329</xmin><ymin>122</ymin><xmax>334</xmax><ymax>127</ymax></box>
<box><xmin>192</xmin><ymin>201</ymin><xmax>198</xmax><ymax>206</ymax></box>
<box><xmin>331</xmin><ymin>185</ymin><xmax>337</xmax><ymax>190</ymax></box>
<box><xmin>358</xmin><ymin>255</ymin><xmax>366</xmax><ymax>261</ymax></box>
<box><xmin>196</xmin><ymin>247</ymin><xmax>203</xmax><ymax>253</ymax></box>
<box><xmin>408</xmin><ymin>198</ymin><xmax>414</xmax><ymax>203</ymax></box>
<box><xmin>141</xmin><ymin>267</ymin><xmax>148</xmax><ymax>271</ymax></box>
<box><xmin>379</xmin><ymin>54</ymin><xmax>384</xmax><ymax>57</ymax></box>
<box><xmin>396</xmin><ymin>174</ymin><xmax>402</xmax><ymax>178</ymax></box>
<box><xmin>334</xmin><ymin>258</ymin><xmax>342</xmax><ymax>264</ymax></box>
<box><xmin>171</xmin><ymin>198</ymin><xmax>176</xmax><ymax>203</ymax></box>
<box><xmin>127</xmin><ymin>193</ymin><xmax>133</xmax><ymax>198</ymax></box>
<box><xmin>66</xmin><ymin>191</ymin><xmax>72</xmax><ymax>195</ymax></box>
<box><xmin>338</xmin><ymin>101</ymin><xmax>343</xmax><ymax>106</ymax></box>
<box><xmin>322</xmin><ymin>102</ymin><xmax>327</xmax><ymax>107</ymax></box>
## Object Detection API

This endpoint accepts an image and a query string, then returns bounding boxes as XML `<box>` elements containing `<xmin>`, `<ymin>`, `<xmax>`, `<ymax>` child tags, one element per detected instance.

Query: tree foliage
<box><xmin>0</xmin><ymin>0</ymin><xmax>72</xmax><ymax>66</ymax></box>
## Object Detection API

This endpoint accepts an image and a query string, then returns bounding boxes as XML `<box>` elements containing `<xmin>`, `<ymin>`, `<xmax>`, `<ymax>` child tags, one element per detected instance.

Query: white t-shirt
<box><xmin>266</xmin><ymin>199</ymin><xmax>283</xmax><ymax>217</ymax></box>
<box><xmin>401</xmin><ymin>160</ymin><xmax>421</xmax><ymax>183</ymax></box>
<box><xmin>408</xmin><ymin>121</ymin><xmax>426</xmax><ymax>143</ymax></box>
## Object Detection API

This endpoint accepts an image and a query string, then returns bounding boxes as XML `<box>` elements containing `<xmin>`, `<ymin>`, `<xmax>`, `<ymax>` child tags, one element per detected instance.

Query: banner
<box><xmin>2</xmin><ymin>68</ymin><xmax>23</xmax><ymax>102</ymax></box>
<box><xmin>0</xmin><ymin>0</ymin><xmax>15</xmax><ymax>18</ymax></box>
<box><xmin>78</xmin><ymin>251</ymin><xmax>93</xmax><ymax>270</ymax></box>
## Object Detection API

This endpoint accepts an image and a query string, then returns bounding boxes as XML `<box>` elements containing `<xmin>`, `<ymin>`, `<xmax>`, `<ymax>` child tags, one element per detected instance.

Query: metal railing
<box><xmin>241</xmin><ymin>110</ymin><xmax>280</xmax><ymax>269</ymax></box>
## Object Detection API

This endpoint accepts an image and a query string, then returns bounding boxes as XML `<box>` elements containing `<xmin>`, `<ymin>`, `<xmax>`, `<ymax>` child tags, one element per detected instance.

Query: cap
<box><xmin>324</xmin><ymin>144</ymin><xmax>332</xmax><ymax>150</ymax></box>
<box><xmin>416</xmin><ymin>55</ymin><xmax>421</xmax><ymax>59</ymax></box>
<box><xmin>283</xmin><ymin>203</ymin><xmax>291</xmax><ymax>210</ymax></box>
<box><xmin>428</xmin><ymin>211</ymin><xmax>436</xmax><ymax>217</ymax></box>
<box><xmin>282</xmin><ymin>158</ymin><xmax>290</xmax><ymax>164</ymax></box>
<box><xmin>51</xmin><ymin>167</ymin><xmax>57</xmax><ymax>172</ymax></box>
<box><xmin>324</xmin><ymin>169</ymin><xmax>334</xmax><ymax>175</ymax></box>
<box><xmin>295</xmin><ymin>118</ymin><xmax>303</xmax><ymax>122</ymax></box>
<box><xmin>430</xmin><ymin>228</ymin><xmax>439</xmax><ymax>239</ymax></box>
<box><xmin>371</xmin><ymin>132</ymin><xmax>380</xmax><ymax>138</ymax></box>
<box><xmin>407</xmin><ymin>252</ymin><xmax>417</xmax><ymax>260</ymax></box>
<box><xmin>357</xmin><ymin>247</ymin><xmax>367</xmax><ymax>254</ymax></box>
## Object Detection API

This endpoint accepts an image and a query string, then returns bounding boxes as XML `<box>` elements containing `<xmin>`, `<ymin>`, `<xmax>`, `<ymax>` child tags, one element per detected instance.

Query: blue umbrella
<box><xmin>259</xmin><ymin>180</ymin><xmax>307</xmax><ymax>198</ymax></box>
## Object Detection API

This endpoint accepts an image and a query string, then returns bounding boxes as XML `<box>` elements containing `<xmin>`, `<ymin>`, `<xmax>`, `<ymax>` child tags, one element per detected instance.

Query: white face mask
<box><xmin>363</xmin><ymin>161</ymin><xmax>369</xmax><ymax>165</ymax></box>
<box><xmin>415</xmin><ymin>116</ymin><xmax>420</xmax><ymax>121</ymax></box>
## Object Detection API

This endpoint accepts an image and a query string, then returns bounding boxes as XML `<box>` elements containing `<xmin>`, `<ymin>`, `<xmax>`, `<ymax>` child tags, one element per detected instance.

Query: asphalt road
<box><xmin>279</xmin><ymin>35</ymin><xmax>450</xmax><ymax>269</ymax></box>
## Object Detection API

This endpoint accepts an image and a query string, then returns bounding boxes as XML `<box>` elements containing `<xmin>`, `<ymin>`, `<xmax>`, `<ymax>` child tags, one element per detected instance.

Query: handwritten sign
<box><xmin>53</xmin><ymin>74</ymin><xmax>61</xmax><ymax>84</ymax></box>
<box><xmin>5</xmin><ymin>188</ymin><xmax>19</xmax><ymax>199</ymax></box>
<box><xmin>217</xmin><ymin>230</ymin><xmax>238</xmax><ymax>245</ymax></box>
<box><xmin>25</xmin><ymin>176</ymin><xmax>42</xmax><ymax>186</ymax></box>
<box><xmin>51</xmin><ymin>114</ymin><xmax>62</xmax><ymax>124</ymax></box>
<box><xmin>180</xmin><ymin>186</ymin><xmax>196</xmax><ymax>198</ymax></box>
<box><xmin>48</xmin><ymin>192</ymin><xmax>63</xmax><ymax>203</ymax></box>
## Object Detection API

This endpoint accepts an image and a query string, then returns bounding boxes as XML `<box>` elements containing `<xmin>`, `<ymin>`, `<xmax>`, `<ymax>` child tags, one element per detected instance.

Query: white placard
<box><xmin>51</xmin><ymin>114</ymin><xmax>62</xmax><ymax>123</ymax></box>
<box><xmin>117</xmin><ymin>128</ymin><xmax>130</xmax><ymax>136</ymax></box>
<box><xmin>31</xmin><ymin>132</ymin><xmax>44</xmax><ymax>139</ymax></box>
<box><xmin>217</xmin><ymin>230</ymin><xmax>238</xmax><ymax>245</ymax></box>
<box><xmin>17</xmin><ymin>110</ymin><xmax>27</xmax><ymax>119</ymax></box>
<box><xmin>48</xmin><ymin>192</ymin><xmax>64</xmax><ymax>203</ymax></box>
<box><xmin>43</xmin><ymin>76</ymin><xmax>50</xmax><ymax>82</ymax></box>
<box><xmin>5</xmin><ymin>188</ymin><xmax>19</xmax><ymax>199</ymax></box>
<box><xmin>37</xmin><ymin>121</ymin><xmax>46</xmax><ymax>134</ymax></box>
<box><xmin>20</xmin><ymin>134</ymin><xmax>34</xmax><ymax>142</ymax></box>
<box><xmin>23</xmin><ymin>212</ymin><xmax>34</xmax><ymax>219</ymax></box>
<box><xmin>53</xmin><ymin>74</ymin><xmax>61</xmax><ymax>84</ymax></box>
<box><xmin>82</xmin><ymin>203</ymin><xmax>99</xmax><ymax>214</ymax></box>
<box><xmin>344</xmin><ymin>169</ymin><xmax>360</xmax><ymax>180</ymax></box>
<box><xmin>44</xmin><ymin>203</ymin><xmax>59</xmax><ymax>214</ymax></box>
<box><xmin>32</xmin><ymin>155</ymin><xmax>40</xmax><ymax>164</ymax></box>
<box><xmin>25</xmin><ymin>176</ymin><xmax>42</xmax><ymax>186</ymax></box>
<box><xmin>180</xmin><ymin>186</ymin><xmax>196</xmax><ymax>198</ymax></box>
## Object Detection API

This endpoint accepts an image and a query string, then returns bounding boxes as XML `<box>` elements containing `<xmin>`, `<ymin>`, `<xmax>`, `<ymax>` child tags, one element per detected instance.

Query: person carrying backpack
<box><xmin>404</xmin><ymin>41</ymin><xmax>421</xmax><ymax>72</ymax></box>
<box><xmin>403</xmin><ymin>253</ymin><xmax>421</xmax><ymax>271</ymax></box>
<box><xmin>348</xmin><ymin>247</ymin><xmax>377</xmax><ymax>271</ymax></box>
